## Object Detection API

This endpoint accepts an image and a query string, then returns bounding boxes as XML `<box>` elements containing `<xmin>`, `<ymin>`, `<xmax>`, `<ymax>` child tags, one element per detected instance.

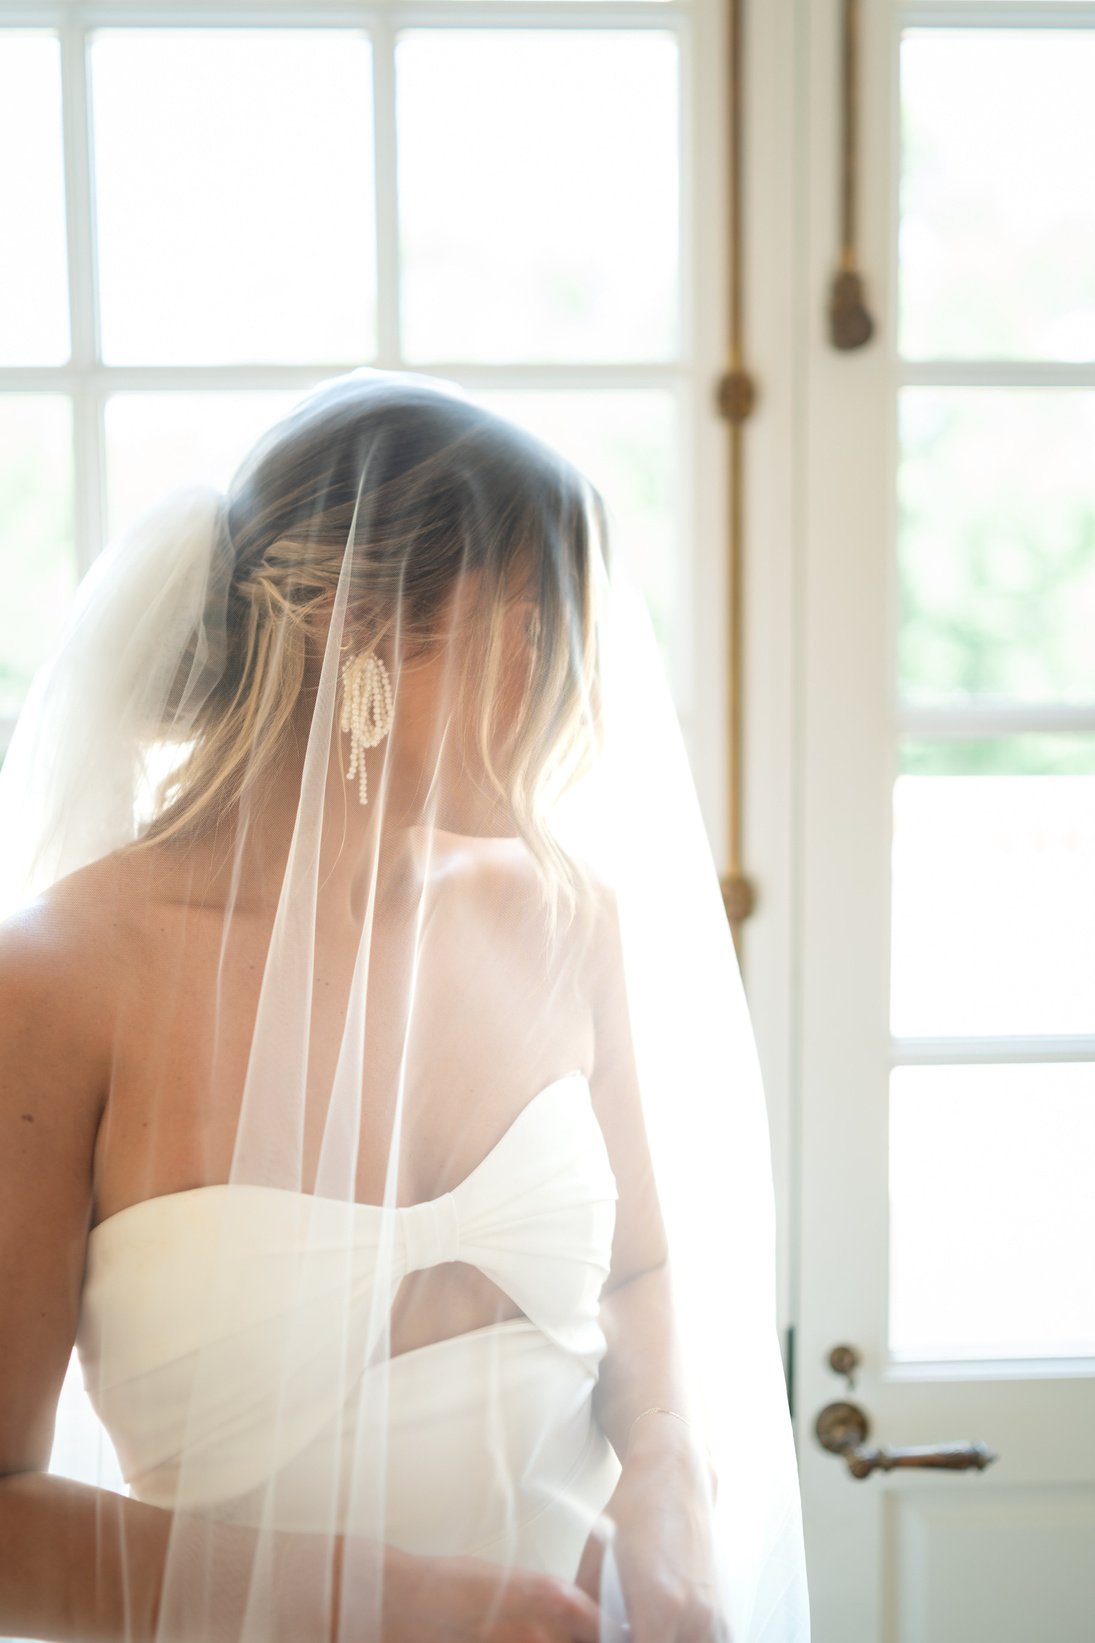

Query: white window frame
<box><xmin>896</xmin><ymin>0</ymin><xmax>1095</xmax><ymax>758</ymax></box>
<box><xmin>2</xmin><ymin>0</ymin><xmax>811</xmax><ymax>1363</ymax></box>
<box><xmin>891</xmin><ymin>0</ymin><xmax>1095</xmax><ymax>1103</ymax></box>
<box><xmin>0</xmin><ymin>0</ymin><xmax>723</xmax><ymax>812</ymax></box>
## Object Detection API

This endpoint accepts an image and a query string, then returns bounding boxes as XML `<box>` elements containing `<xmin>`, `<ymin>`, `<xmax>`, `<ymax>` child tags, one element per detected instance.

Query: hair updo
<box><xmin>139</xmin><ymin>374</ymin><xmax>611</xmax><ymax>902</ymax></box>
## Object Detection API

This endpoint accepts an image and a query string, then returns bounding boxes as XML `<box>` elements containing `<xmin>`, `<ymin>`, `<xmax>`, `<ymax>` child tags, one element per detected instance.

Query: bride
<box><xmin>0</xmin><ymin>370</ymin><xmax>810</xmax><ymax>1642</ymax></box>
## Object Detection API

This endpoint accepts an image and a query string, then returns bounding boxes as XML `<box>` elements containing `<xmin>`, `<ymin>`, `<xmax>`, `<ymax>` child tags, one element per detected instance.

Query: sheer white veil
<box><xmin>0</xmin><ymin>367</ymin><xmax>810</xmax><ymax>1642</ymax></box>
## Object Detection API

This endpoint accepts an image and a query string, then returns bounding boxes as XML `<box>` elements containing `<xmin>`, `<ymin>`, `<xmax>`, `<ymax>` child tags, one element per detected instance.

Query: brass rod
<box><xmin>728</xmin><ymin>421</ymin><xmax>744</xmax><ymax>881</ymax></box>
<box><xmin>840</xmin><ymin>0</ymin><xmax>858</xmax><ymax>269</ymax></box>
<box><xmin>729</xmin><ymin>0</ymin><xmax>744</xmax><ymax>366</ymax></box>
<box><xmin>728</xmin><ymin>0</ymin><xmax>743</xmax><ymax>874</ymax></box>
<box><xmin>717</xmin><ymin>0</ymin><xmax>758</xmax><ymax>951</ymax></box>
<box><xmin>829</xmin><ymin>0</ymin><xmax>875</xmax><ymax>348</ymax></box>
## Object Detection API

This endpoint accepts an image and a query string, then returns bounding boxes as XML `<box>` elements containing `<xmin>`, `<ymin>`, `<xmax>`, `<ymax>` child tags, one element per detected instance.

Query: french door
<box><xmin>794</xmin><ymin>2</ymin><xmax>1095</xmax><ymax>1638</ymax></box>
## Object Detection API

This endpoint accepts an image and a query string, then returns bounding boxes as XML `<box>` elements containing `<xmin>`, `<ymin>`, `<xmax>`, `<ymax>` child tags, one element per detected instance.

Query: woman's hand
<box><xmin>573</xmin><ymin>1422</ymin><xmax>728</xmax><ymax>1643</ymax></box>
<box><xmin>368</xmin><ymin>1544</ymin><xmax>602</xmax><ymax>1643</ymax></box>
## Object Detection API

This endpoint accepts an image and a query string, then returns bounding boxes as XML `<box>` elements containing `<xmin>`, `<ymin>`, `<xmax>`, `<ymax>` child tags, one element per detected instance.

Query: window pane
<box><xmin>899</xmin><ymin>390</ymin><xmax>1095</xmax><ymax>705</ymax></box>
<box><xmin>900</xmin><ymin>734</ymin><xmax>1095</xmax><ymax>779</ymax></box>
<box><xmin>890</xmin><ymin>749</ymin><xmax>1095</xmax><ymax>1037</ymax></box>
<box><xmin>472</xmin><ymin>388</ymin><xmax>679</xmax><ymax>676</ymax></box>
<box><xmin>890</xmin><ymin>1063</ymin><xmax>1095</xmax><ymax>1360</ymax></box>
<box><xmin>0</xmin><ymin>32</ymin><xmax>68</xmax><ymax>364</ymax></box>
<box><xmin>0</xmin><ymin>395</ymin><xmax>75</xmax><ymax>720</ymax></box>
<box><xmin>398</xmin><ymin>30</ymin><xmax>679</xmax><ymax>362</ymax></box>
<box><xmin>901</xmin><ymin>30</ymin><xmax>1095</xmax><ymax>360</ymax></box>
<box><xmin>104</xmin><ymin>390</ymin><xmax>309</xmax><ymax>538</ymax></box>
<box><xmin>91</xmin><ymin>30</ymin><xmax>375</xmax><ymax>365</ymax></box>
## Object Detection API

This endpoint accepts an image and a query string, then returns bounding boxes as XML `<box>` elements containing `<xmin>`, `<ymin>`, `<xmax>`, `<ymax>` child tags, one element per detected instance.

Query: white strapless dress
<box><xmin>76</xmin><ymin>1072</ymin><xmax>623</xmax><ymax>1579</ymax></box>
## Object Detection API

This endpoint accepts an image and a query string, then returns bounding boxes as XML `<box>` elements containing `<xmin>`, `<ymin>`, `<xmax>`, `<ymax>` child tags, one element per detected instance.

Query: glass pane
<box><xmin>398</xmin><ymin>30</ymin><xmax>679</xmax><ymax>362</ymax></box>
<box><xmin>901</xmin><ymin>30</ymin><xmax>1095</xmax><ymax>360</ymax></box>
<box><xmin>0</xmin><ymin>32</ymin><xmax>68</xmax><ymax>364</ymax></box>
<box><xmin>0</xmin><ymin>395</ymin><xmax>76</xmax><ymax>720</ymax></box>
<box><xmin>104</xmin><ymin>390</ymin><xmax>310</xmax><ymax>539</ymax></box>
<box><xmin>890</xmin><ymin>1063</ymin><xmax>1095</xmax><ymax>1360</ymax></box>
<box><xmin>472</xmin><ymin>388</ymin><xmax>678</xmax><ymax>675</ymax></box>
<box><xmin>900</xmin><ymin>735</ymin><xmax>1095</xmax><ymax>778</ymax></box>
<box><xmin>890</xmin><ymin>748</ymin><xmax>1095</xmax><ymax>1037</ymax></box>
<box><xmin>899</xmin><ymin>390</ymin><xmax>1095</xmax><ymax>705</ymax></box>
<box><xmin>91</xmin><ymin>30</ymin><xmax>375</xmax><ymax>365</ymax></box>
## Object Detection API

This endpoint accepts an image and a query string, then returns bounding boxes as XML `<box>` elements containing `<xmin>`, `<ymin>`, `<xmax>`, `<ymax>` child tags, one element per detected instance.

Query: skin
<box><xmin>0</xmin><ymin>578</ymin><xmax>724</xmax><ymax>1643</ymax></box>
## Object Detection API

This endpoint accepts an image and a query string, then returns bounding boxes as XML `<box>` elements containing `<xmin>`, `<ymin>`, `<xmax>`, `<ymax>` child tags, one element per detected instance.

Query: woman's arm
<box><xmin>593</xmin><ymin>1264</ymin><xmax>716</xmax><ymax>1498</ymax></box>
<box><xmin>0</xmin><ymin>897</ymin><xmax>137</xmax><ymax>1640</ymax></box>
<box><xmin>0</xmin><ymin>895</ymin><xmax>189</xmax><ymax>1641</ymax></box>
<box><xmin>578</xmin><ymin>888</ymin><xmax>723</xmax><ymax>1643</ymax></box>
<box><xmin>0</xmin><ymin>1472</ymin><xmax>170</xmax><ymax>1643</ymax></box>
<box><xmin>584</xmin><ymin>887</ymin><xmax>714</xmax><ymax>1488</ymax></box>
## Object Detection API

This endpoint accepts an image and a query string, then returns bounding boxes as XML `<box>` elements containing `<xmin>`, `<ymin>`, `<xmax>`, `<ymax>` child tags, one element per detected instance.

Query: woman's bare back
<box><xmin>20</xmin><ymin>829</ymin><xmax>596</xmax><ymax>1359</ymax></box>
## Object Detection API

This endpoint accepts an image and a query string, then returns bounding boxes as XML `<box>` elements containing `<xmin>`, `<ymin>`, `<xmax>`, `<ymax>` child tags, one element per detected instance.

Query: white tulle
<box><xmin>0</xmin><ymin>481</ymin><xmax>229</xmax><ymax>919</ymax></box>
<box><xmin>77</xmin><ymin>1074</ymin><xmax>620</xmax><ymax>1564</ymax></box>
<box><xmin>0</xmin><ymin>368</ymin><xmax>811</xmax><ymax>1643</ymax></box>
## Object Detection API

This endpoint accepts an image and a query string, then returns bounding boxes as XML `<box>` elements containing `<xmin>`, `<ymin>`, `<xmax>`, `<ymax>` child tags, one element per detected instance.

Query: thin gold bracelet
<box><xmin>625</xmin><ymin>1406</ymin><xmax>693</xmax><ymax>1449</ymax></box>
<box><xmin>624</xmin><ymin>1406</ymin><xmax>720</xmax><ymax>1503</ymax></box>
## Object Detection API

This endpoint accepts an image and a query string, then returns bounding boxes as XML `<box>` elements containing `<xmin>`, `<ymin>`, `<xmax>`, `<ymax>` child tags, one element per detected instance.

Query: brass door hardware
<box><xmin>816</xmin><ymin>1343</ymin><xmax>1000</xmax><ymax>1481</ymax></box>
<box><xmin>827</xmin><ymin>1342</ymin><xmax>861</xmax><ymax>1390</ymax></box>
<box><xmin>828</xmin><ymin>0</ymin><xmax>876</xmax><ymax>349</ymax></box>
<box><xmin>816</xmin><ymin>1398</ymin><xmax>999</xmax><ymax>1480</ymax></box>
<box><xmin>816</xmin><ymin>1399</ymin><xmax>869</xmax><ymax>1454</ymax></box>
<box><xmin>715</xmin><ymin>0</ymin><xmax>759</xmax><ymax>958</ymax></box>
<box><xmin>845</xmin><ymin>1439</ymin><xmax>999</xmax><ymax>1479</ymax></box>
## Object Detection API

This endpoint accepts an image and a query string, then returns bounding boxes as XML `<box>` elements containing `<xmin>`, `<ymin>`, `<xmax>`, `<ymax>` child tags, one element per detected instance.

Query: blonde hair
<box><xmin>137</xmin><ymin>378</ymin><xmax>610</xmax><ymax>915</ymax></box>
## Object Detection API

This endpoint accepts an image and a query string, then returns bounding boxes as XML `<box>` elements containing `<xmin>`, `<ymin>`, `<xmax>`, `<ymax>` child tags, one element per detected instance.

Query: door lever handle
<box><xmin>815</xmin><ymin>1399</ymin><xmax>999</xmax><ymax>1481</ymax></box>
<box><xmin>843</xmin><ymin>1438</ymin><xmax>998</xmax><ymax>1479</ymax></box>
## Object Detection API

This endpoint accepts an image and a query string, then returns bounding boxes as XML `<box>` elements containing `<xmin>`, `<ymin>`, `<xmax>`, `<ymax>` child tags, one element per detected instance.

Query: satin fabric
<box><xmin>77</xmin><ymin>1072</ymin><xmax>623</xmax><ymax>1575</ymax></box>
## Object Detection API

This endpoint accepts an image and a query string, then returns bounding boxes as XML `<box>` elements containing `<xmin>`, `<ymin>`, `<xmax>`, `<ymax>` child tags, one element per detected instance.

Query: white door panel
<box><xmin>792</xmin><ymin>2</ymin><xmax>1095</xmax><ymax>1638</ymax></box>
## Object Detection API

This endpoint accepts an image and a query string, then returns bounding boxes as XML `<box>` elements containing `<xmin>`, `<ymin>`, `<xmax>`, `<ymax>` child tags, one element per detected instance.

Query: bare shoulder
<box><xmin>0</xmin><ymin>849</ymin><xmax>132</xmax><ymax>1003</ymax></box>
<box><xmin>440</xmin><ymin>834</ymin><xmax>619</xmax><ymax>967</ymax></box>
<box><xmin>0</xmin><ymin>850</ymin><xmax>141</xmax><ymax>1128</ymax></box>
<box><xmin>563</xmin><ymin>851</ymin><xmax>624</xmax><ymax>988</ymax></box>
<box><xmin>0</xmin><ymin>851</ymin><xmax>149</xmax><ymax>1241</ymax></box>
<box><xmin>431</xmin><ymin>831</ymin><xmax>548</xmax><ymax>930</ymax></box>
<box><xmin>0</xmin><ymin>854</ymin><xmax>138</xmax><ymax>1475</ymax></box>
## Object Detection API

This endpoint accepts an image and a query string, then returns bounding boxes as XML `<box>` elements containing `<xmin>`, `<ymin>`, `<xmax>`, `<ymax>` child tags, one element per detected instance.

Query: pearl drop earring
<box><xmin>339</xmin><ymin>648</ymin><xmax>393</xmax><ymax>805</ymax></box>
